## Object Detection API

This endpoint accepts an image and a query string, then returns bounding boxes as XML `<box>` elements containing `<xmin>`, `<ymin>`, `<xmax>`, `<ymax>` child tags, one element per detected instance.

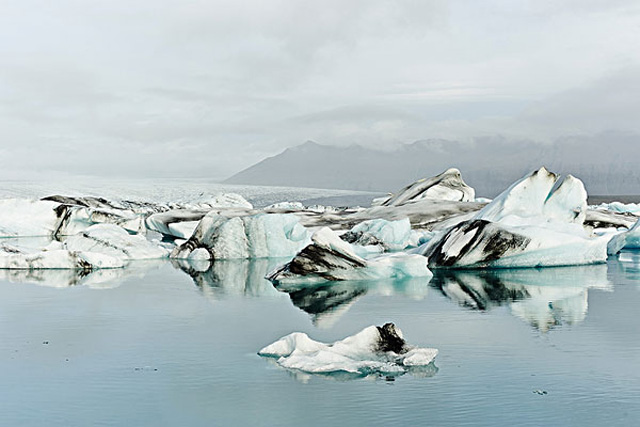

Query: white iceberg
<box><xmin>258</xmin><ymin>323</ymin><xmax>438</xmax><ymax>377</ymax></box>
<box><xmin>592</xmin><ymin>201</ymin><xmax>640</xmax><ymax>215</ymax></box>
<box><xmin>171</xmin><ymin>212</ymin><xmax>311</xmax><ymax>260</ymax></box>
<box><xmin>0</xmin><ymin>241</ymin><xmax>124</xmax><ymax>270</ymax></box>
<box><xmin>0</xmin><ymin>199</ymin><xmax>60</xmax><ymax>237</ymax></box>
<box><xmin>423</xmin><ymin>168</ymin><xmax>611</xmax><ymax>268</ymax></box>
<box><xmin>63</xmin><ymin>224</ymin><xmax>169</xmax><ymax>260</ymax></box>
<box><xmin>341</xmin><ymin>218</ymin><xmax>429</xmax><ymax>251</ymax></box>
<box><xmin>145</xmin><ymin>210</ymin><xmax>208</xmax><ymax>239</ymax></box>
<box><xmin>267</xmin><ymin>227</ymin><xmax>432</xmax><ymax>285</ymax></box>
<box><xmin>374</xmin><ymin>168</ymin><xmax>475</xmax><ymax>206</ymax></box>
<box><xmin>607</xmin><ymin>217</ymin><xmax>640</xmax><ymax>252</ymax></box>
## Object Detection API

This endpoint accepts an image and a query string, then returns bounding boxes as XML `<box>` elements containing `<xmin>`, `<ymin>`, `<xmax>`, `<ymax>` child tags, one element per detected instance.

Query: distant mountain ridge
<box><xmin>225</xmin><ymin>134</ymin><xmax>640</xmax><ymax>197</ymax></box>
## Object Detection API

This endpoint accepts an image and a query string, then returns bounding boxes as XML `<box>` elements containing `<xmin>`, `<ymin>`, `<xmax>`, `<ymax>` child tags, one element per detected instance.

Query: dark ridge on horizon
<box><xmin>225</xmin><ymin>134</ymin><xmax>640</xmax><ymax>197</ymax></box>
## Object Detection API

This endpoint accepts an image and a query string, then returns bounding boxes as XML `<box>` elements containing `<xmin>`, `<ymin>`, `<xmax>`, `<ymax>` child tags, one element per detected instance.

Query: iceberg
<box><xmin>0</xmin><ymin>199</ymin><xmax>60</xmax><ymax>237</ymax></box>
<box><xmin>63</xmin><ymin>224</ymin><xmax>169</xmax><ymax>260</ymax></box>
<box><xmin>266</xmin><ymin>227</ymin><xmax>432</xmax><ymax>286</ymax></box>
<box><xmin>374</xmin><ymin>168</ymin><xmax>475</xmax><ymax>206</ymax></box>
<box><xmin>592</xmin><ymin>201</ymin><xmax>640</xmax><ymax>215</ymax></box>
<box><xmin>171</xmin><ymin>212</ymin><xmax>311</xmax><ymax>260</ymax></box>
<box><xmin>0</xmin><ymin>241</ymin><xmax>124</xmax><ymax>270</ymax></box>
<box><xmin>607</xmin><ymin>217</ymin><xmax>640</xmax><ymax>252</ymax></box>
<box><xmin>423</xmin><ymin>168</ymin><xmax>611</xmax><ymax>268</ymax></box>
<box><xmin>0</xmin><ymin>192</ymin><xmax>253</xmax><ymax>239</ymax></box>
<box><xmin>341</xmin><ymin>218</ymin><xmax>430</xmax><ymax>251</ymax></box>
<box><xmin>145</xmin><ymin>210</ymin><xmax>209</xmax><ymax>239</ymax></box>
<box><xmin>258</xmin><ymin>323</ymin><xmax>438</xmax><ymax>377</ymax></box>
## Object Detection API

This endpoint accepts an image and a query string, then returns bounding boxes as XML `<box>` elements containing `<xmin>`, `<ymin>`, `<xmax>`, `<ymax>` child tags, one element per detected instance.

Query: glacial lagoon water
<box><xmin>0</xmin><ymin>181</ymin><xmax>639</xmax><ymax>426</ymax></box>
<box><xmin>1</xmin><ymin>254</ymin><xmax>639</xmax><ymax>426</ymax></box>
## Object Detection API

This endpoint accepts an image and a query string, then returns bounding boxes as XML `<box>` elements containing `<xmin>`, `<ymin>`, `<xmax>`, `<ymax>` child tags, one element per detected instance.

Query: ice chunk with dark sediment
<box><xmin>63</xmin><ymin>224</ymin><xmax>169</xmax><ymax>260</ymax></box>
<box><xmin>258</xmin><ymin>323</ymin><xmax>438</xmax><ymax>377</ymax></box>
<box><xmin>0</xmin><ymin>241</ymin><xmax>124</xmax><ymax>270</ymax></box>
<box><xmin>423</xmin><ymin>167</ymin><xmax>612</xmax><ymax>268</ymax></box>
<box><xmin>266</xmin><ymin>227</ymin><xmax>432</xmax><ymax>285</ymax></box>
<box><xmin>374</xmin><ymin>168</ymin><xmax>475</xmax><ymax>206</ymax></box>
<box><xmin>171</xmin><ymin>212</ymin><xmax>311</xmax><ymax>260</ymax></box>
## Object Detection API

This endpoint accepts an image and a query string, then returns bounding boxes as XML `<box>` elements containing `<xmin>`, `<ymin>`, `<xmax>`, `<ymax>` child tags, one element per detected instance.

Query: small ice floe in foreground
<box><xmin>258</xmin><ymin>323</ymin><xmax>438</xmax><ymax>378</ymax></box>
<box><xmin>266</xmin><ymin>227</ymin><xmax>432</xmax><ymax>286</ymax></box>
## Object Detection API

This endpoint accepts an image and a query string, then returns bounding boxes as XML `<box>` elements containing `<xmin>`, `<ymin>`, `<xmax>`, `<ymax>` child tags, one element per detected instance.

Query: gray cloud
<box><xmin>0</xmin><ymin>0</ymin><xmax>639</xmax><ymax>180</ymax></box>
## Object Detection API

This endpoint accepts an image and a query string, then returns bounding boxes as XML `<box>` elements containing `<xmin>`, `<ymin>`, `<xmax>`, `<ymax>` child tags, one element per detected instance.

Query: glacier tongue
<box><xmin>258</xmin><ymin>323</ymin><xmax>438</xmax><ymax>377</ymax></box>
<box><xmin>424</xmin><ymin>167</ymin><xmax>611</xmax><ymax>268</ymax></box>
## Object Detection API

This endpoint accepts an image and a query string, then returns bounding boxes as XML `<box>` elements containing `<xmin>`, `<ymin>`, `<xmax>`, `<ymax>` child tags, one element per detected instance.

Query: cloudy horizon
<box><xmin>1</xmin><ymin>0</ymin><xmax>639</xmax><ymax>181</ymax></box>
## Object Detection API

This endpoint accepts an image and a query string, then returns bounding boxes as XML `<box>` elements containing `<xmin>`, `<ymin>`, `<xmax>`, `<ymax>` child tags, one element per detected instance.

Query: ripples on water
<box><xmin>1</xmin><ymin>252</ymin><xmax>639</xmax><ymax>425</ymax></box>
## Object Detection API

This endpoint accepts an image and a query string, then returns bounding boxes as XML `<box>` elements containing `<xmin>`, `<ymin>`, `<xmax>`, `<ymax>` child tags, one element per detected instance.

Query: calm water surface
<box><xmin>1</xmin><ymin>253</ymin><xmax>639</xmax><ymax>426</ymax></box>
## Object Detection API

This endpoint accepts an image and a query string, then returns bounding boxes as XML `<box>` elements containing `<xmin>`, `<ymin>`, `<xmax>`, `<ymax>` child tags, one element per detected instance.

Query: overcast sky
<box><xmin>1</xmin><ymin>0</ymin><xmax>639</xmax><ymax>180</ymax></box>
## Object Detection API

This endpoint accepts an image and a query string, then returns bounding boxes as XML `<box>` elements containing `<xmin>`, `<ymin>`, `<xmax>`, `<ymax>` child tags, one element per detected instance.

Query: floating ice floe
<box><xmin>258</xmin><ymin>323</ymin><xmax>438</xmax><ymax>377</ymax></box>
<box><xmin>423</xmin><ymin>167</ymin><xmax>612</xmax><ymax>268</ymax></box>
<box><xmin>0</xmin><ymin>199</ymin><xmax>60</xmax><ymax>237</ymax></box>
<box><xmin>171</xmin><ymin>212</ymin><xmax>311</xmax><ymax>260</ymax></box>
<box><xmin>63</xmin><ymin>224</ymin><xmax>169</xmax><ymax>260</ymax></box>
<box><xmin>374</xmin><ymin>168</ymin><xmax>475</xmax><ymax>206</ymax></box>
<box><xmin>266</xmin><ymin>227</ymin><xmax>432</xmax><ymax>285</ymax></box>
<box><xmin>0</xmin><ymin>241</ymin><xmax>124</xmax><ymax>270</ymax></box>
<box><xmin>264</xmin><ymin>201</ymin><xmax>306</xmax><ymax>211</ymax></box>
<box><xmin>592</xmin><ymin>201</ymin><xmax>640</xmax><ymax>215</ymax></box>
<box><xmin>607</xmin><ymin>217</ymin><xmax>640</xmax><ymax>253</ymax></box>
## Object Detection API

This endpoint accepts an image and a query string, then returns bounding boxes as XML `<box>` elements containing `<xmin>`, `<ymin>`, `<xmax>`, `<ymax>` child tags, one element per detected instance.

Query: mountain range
<box><xmin>225</xmin><ymin>133</ymin><xmax>640</xmax><ymax>197</ymax></box>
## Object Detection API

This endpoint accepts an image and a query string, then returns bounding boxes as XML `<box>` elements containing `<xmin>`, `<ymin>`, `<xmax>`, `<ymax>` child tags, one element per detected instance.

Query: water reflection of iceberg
<box><xmin>608</xmin><ymin>250</ymin><xmax>640</xmax><ymax>283</ymax></box>
<box><xmin>430</xmin><ymin>265</ymin><xmax>612</xmax><ymax>332</ymax></box>
<box><xmin>172</xmin><ymin>258</ymin><xmax>283</xmax><ymax>300</ymax></box>
<box><xmin>0</xmin><ymin>260</ymin><xmax>163</xmax><ymax>289</ymax></box>
<box><xmin>275</xmin><ymin>278</ymin><xmax>430</xmax><ymax>328</ymax></box>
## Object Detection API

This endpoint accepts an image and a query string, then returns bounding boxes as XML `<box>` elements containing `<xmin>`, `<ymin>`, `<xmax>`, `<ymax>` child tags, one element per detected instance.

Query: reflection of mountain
<box><xmin>275</xmin><ymin>278</ymin><xmax>430</xmax><ymax>328</ymax></box>
<box><xmin>430</xmin><ymin>265</ymin><xmax>612</xmax><ymax>332</ymax></box>
<box><xmin>0</xmin><ymin>260</ymin><xmax>163</xmax><ymax>289</ymax></box>
<box><xmin>172</xmin><ymin>258</ymin><xmax>283</xmax><ymax>300</ymax></box>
